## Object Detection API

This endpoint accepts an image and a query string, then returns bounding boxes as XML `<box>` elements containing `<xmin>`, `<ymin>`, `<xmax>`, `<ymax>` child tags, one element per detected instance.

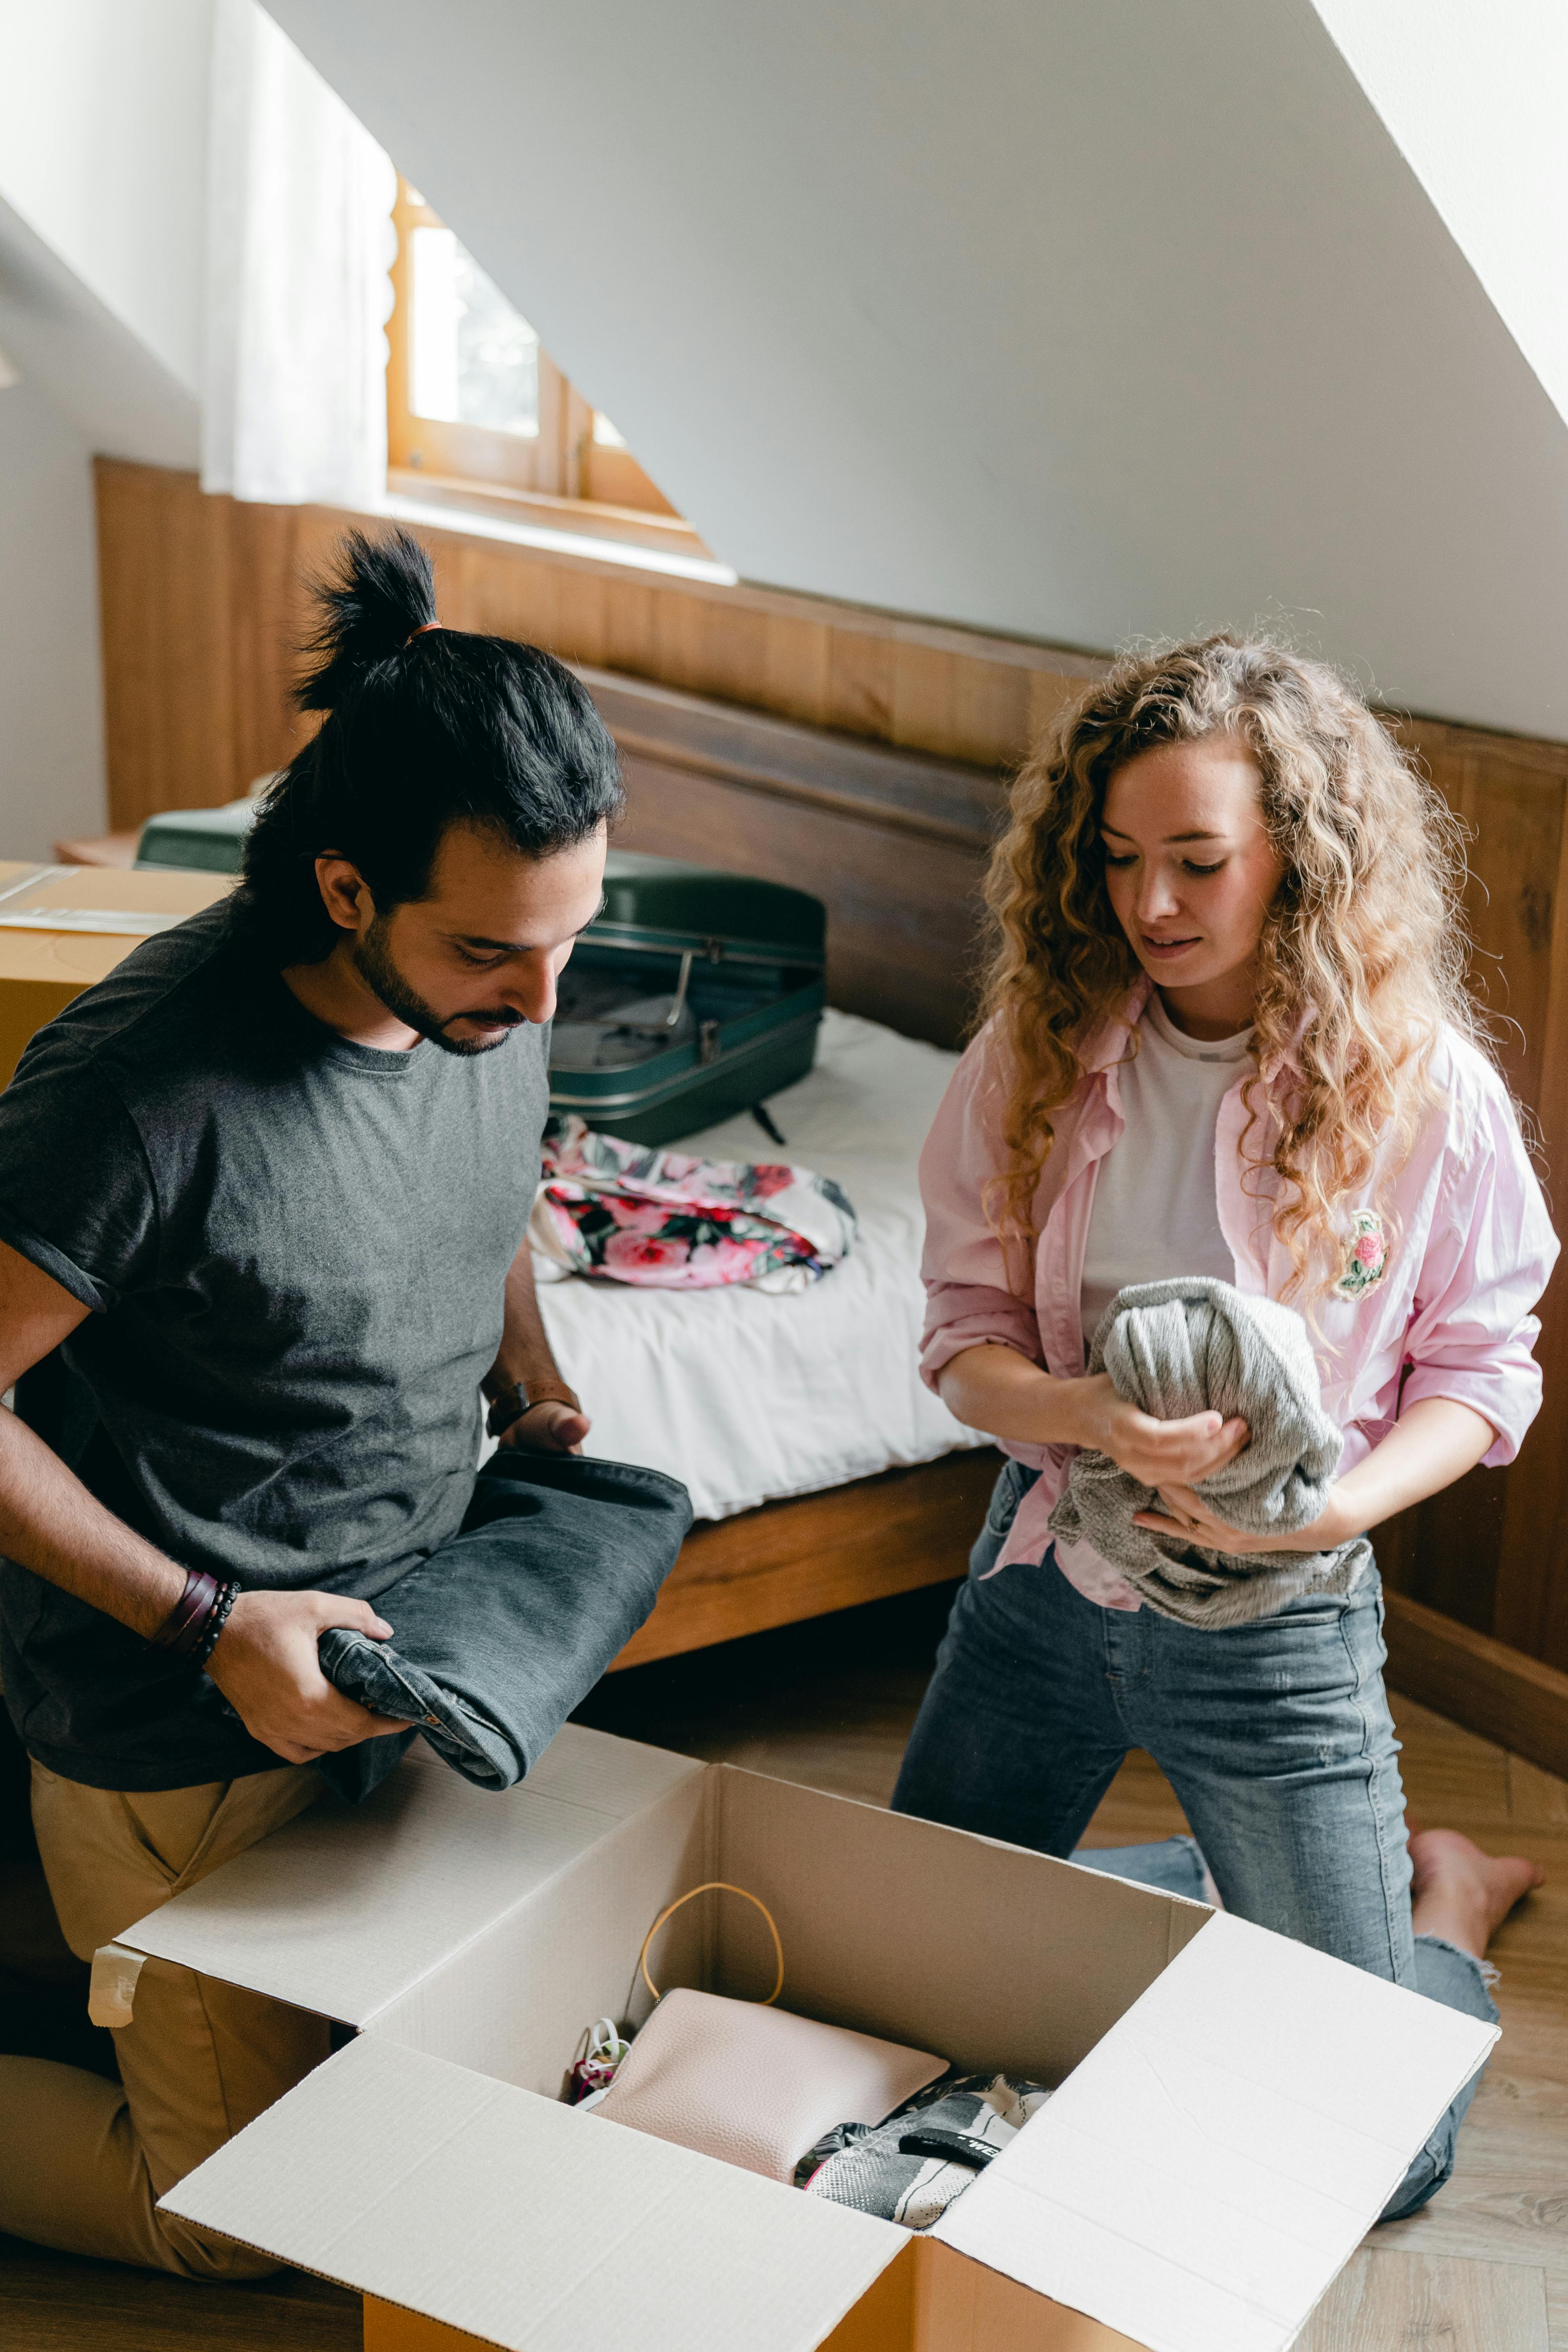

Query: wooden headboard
<box><xmin>581</xmin><ymin>667</ymin><xmax>1002</xmax><ymax>1049</ymax></box>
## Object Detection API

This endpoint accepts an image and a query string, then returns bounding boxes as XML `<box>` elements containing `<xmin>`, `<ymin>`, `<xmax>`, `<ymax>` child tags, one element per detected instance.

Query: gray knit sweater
<box><xmin>1047</xmin><ymin>1275</ymin><xmax>1372</xmax><ymax>1628</ymax></box>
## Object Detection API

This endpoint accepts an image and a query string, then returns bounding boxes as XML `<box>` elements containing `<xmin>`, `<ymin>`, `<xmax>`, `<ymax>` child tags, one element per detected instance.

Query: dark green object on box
<box><xmin>552</xmin><ymin>852</ymin><xmax>825</xmax><ymax>1144</ymax></box>
<box><xmin>136</xmin><ymin>797</ymin><xmax>262</xmax><ymax>873</ymax></box>
<box><xmin>134</xmin><ymin>805</ymin><xmax>825</xmax><ymax>1147</ymax></box>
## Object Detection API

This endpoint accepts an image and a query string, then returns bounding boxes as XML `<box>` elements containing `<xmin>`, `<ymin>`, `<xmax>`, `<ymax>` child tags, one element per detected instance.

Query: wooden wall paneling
<box><xmin>92</xmin><ymin>464</ymin><xmax>1104</xmax><ymax>798</ymax></box>
<box><xmin>1026</xmin><ymin>662</ymin><xmax>1094</xmax><ymax>743</ymax></box>
<box><xmin>1385</xmin><ymin>1469</ymin><xmax>1508</xmax><ymax>1636</ymax></box>
<box><xmin>696</xmin><ymin>600</ymin><xmax>774</xmax><ymax>714</ymax></box>
<box><xmin>1455</xmin><ymin>748</ymin><xmax>1562</xmax><ymax>1113</ymax></box>
<box><xmin>1375</xmin><ymin>718</ymin><xmax>1568</xmax><ymax>1659</ymax></box>
<box><xmin>395</xmin><ymin>509</ymin><xmax>1101</xmax><ymax>770</ymax></box>
<box><xmin>95</xmin><ymin>460</ymin><xmax>240</xmax><ymax>827</ymax></box>
<box><xmin>761</xmin><ymin>612</ymin><xmax>832</xmax><ymax>729</ymax></box>
<box><xmin>1497</xmin><ymin>764</ymin><xmax>1568</xmax><ymax>1666</ymax></box>
<box><xmin>825</xmin><ymin>626</ymin><xmax>898</xmax><ymax>741</ymax></box>
<box><xmin>581</xmin><ymin>666</ymin><xmax>1007</xmax><ymax>844</ymax></box>
<box><xmin>446</xmin><ymin>532</ymin><xmax>559</xmax><ymax>650</ymax></box>
<box><xmin>1440</xmin><ymin>738</ymin><xmax>1565</xmax><ymax>1642</ymax></box>
<box><xmin>1382</xmin><ymin>1589</ymin><xmax>1568</xmax><ymax>1786</ymax></box>
<box><xmin>889</xmin><ymin>639</ymin><xmax>1032</xmax><ymax>771</ymax></box>
<box><xmin>226</xmin><ymin>499</ymin><xmax>300</xmax><ymax>795</ymax></box>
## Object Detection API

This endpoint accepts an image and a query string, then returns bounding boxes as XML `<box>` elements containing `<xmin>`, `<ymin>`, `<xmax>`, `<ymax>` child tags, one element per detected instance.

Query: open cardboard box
<box><xmin>0</xmin><ymin>861</ymin><xmax>233</xmax><ymax>1086</ymax></box>
<box><xmin>104</xmin><ymin>1727</ymin><xmax>1494</xmax><ymax>2352</ymax></box>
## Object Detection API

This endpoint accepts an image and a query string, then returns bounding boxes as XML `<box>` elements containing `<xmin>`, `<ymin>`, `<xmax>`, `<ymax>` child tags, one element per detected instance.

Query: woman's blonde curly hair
<box><xmin>983</xmin><ymin>633</ymin><xmax>1483</xmax><ymax>1300</ymax></box>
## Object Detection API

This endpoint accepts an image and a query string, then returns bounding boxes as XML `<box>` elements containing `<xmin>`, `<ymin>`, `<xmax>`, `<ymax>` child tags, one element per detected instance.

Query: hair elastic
<box><xmin>406</xmin><ymin>621</ymin><xmax>442</xmax><ymax>645</ymax></box>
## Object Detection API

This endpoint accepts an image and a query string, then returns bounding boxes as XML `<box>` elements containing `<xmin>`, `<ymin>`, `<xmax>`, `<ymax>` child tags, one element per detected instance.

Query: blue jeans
<box><xmin>314</xmin><ymin>1449</ymin><xmax>692</xmax><ymax>1802</ymax></box>
<box><xmin>892</xmin><ymin>1461</ymin><xmax>1497</xmax><ymax>2221</ymax></box>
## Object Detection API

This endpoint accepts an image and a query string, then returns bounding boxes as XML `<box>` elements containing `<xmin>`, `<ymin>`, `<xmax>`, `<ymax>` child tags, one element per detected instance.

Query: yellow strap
<box><xmin>638</xmin><ymin>1880</ymin><xmax>785</xmax><ymax>2006</ymax></box>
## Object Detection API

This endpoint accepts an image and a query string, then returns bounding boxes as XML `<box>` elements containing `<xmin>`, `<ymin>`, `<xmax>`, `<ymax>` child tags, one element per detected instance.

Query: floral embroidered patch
<box><xmin>1335</xmin><ymin>1210</ymin><xmax>1390</xmax><ymax>1302</ymax></box>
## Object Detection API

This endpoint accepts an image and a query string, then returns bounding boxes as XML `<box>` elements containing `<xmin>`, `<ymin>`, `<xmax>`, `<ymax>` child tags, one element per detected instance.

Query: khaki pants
<box><xmin>0</xmin><ymin>1759</ymin><xmax>325</xmax><ymax>2277</ymax></box>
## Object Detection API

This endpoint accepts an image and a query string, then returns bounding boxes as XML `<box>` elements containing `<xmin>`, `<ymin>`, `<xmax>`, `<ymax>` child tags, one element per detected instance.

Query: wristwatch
<box><xmin>485</xmin><ymin>1378</ymin><xmax>583</xmax><ymax>1440</ymax></box>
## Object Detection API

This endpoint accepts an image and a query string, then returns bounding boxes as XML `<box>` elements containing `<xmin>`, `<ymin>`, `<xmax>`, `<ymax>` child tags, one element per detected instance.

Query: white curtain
<box><xmin>202</xmin><ymin>0</ymin><xmax>397</xmax><ymax>507</ymax></box>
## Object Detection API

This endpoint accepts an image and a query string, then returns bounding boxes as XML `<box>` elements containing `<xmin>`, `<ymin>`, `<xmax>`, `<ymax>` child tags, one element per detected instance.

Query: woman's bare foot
<box><xmin>1408</xmin><ymin>1827</ymin><xmax>1543</xmax><ymax>1959</ymax></box>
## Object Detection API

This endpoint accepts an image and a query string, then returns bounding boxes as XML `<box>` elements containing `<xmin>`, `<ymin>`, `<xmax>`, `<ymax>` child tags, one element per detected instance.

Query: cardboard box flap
<box><xmin>709</xmin><ymin>1766</ymin><xmax>1211</xmax><ymax>2081</ymax></box>
<box><xmin>932</xmin><ymin>1911</ymin><xmax>1497</xmax><ymax>2352</ymax></box>
<box><xmin>0</xmin><ymin>863</ymin><xmax>233</xmax><ymax>932</ymax></box>
<box><xmin>163</xmin><ymin>2034</ymin><xmax>902</xmax><ymax>2352</ymax></box>
<box><xmin>121</xmin><ymin>1729</ymin><xmax>703</xmax><ymax>2027</ymax></box>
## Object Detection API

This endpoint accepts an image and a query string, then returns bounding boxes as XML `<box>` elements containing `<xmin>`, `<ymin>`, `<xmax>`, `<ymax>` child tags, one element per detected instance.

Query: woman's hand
<box><xmin>1072</xmin><ymin>1374</ymin><xmax>1250</xmax><ymax>1488</ymax></box>
<box><xmin>1134</xmin><ymin>1401</ymin><xmax>1499</xmax><ymax>1554</ymax></box>
<box><xmin>1134</xmin><ymin>1482</ymin><xmax>1352</xmax><ymax>1554</ymax></box>
<box><xmin>934</xmin><ymin>1348</ymin><xmax>1250</xmax><ymax>1477</ymax></box>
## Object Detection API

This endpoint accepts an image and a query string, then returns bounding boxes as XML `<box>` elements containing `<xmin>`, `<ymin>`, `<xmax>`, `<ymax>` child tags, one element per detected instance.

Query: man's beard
<box><xmin>353</xmin><ymin>916</ymin><xmax>524</xmax><ymax>1057</ymax></box>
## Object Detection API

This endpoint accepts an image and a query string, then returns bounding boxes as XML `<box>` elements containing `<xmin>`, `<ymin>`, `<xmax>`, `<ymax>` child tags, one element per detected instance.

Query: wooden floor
<box><xmin>4</xmin><ymin>1581</ymin><xmax>1564</xmax><ymax>2350</ymax></box>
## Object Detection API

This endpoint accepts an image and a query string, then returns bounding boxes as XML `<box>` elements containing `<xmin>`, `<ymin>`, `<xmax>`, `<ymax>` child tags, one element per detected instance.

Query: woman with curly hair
<box><xmin>894</xmin><ymin>635</ymin><xmax>1555</xmax><ymax>2218</ymax></box>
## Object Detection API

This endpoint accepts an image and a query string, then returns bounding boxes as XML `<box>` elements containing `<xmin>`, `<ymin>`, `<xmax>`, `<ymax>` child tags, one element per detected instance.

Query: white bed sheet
<box><xmin>534</xmin><ymin>1009</ymin><xmax>984</xmax><ymax>1521</ymax></box>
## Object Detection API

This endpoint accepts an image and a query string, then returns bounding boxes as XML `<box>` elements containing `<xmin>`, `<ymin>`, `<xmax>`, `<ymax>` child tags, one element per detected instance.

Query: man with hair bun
<box><xmin>0</xmin><ymin>532</ymin><xmax>662</xmax><ymax>2272</ymax></box>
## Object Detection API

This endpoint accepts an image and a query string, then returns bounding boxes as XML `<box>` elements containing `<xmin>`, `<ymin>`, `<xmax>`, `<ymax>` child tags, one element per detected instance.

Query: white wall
<box><xmin>0</xmin><ymin>190</ymin><xmax>200</xmax><ymax>470</ymax></box>
<box><xmin>269</xmin><ymin>0</ymin><xmax>1568</xmax><ymax>740</ymax></box>
<box><xmin>0</xmin><ymin>0</ymin><xmax>213</xmax><ymax>401</ymax></box>
<box><xmin>1313</xmin><ymin>0</ymin><xmax>1568</xmax><ymax>432</ymax></box>
<box><xmin>0</xmin><ymin>381</ymin><xmax>107</xmax><ymax>856</ymax></box>
<box><xmin>0</xmin><ymin>0</ymin><xmax>216</xmax><ymax>854</ymax></box>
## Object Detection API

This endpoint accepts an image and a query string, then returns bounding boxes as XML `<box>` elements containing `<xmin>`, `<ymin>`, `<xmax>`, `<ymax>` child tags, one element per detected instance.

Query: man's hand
<box><xmin>205</xmin><ymin>1591</ymin><xmax>413</xmax><ymax>1766</ymax></box>
<box><xmin>1071</xmin><ymin>1373</ymin><xmax>1249</xmax><ymax>1488</ymax></box>
<box><xmin>496</xmin><ymin>1398</ymin><xmax>590</xmax><ymax>1456</ymax></box>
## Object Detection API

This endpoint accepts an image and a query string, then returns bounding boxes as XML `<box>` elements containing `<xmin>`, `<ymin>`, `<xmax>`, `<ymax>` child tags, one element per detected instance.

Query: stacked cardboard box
<box><xmin>0</xmin><ymin>863</ymin><xmax>233</xmax><ymax>1086</ymax></box>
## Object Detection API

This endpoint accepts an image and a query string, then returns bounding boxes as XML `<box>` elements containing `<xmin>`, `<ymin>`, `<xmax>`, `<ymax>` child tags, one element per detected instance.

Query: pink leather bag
<box><xmin>591</xmin><ymin>1882</ymin><xmax>946</xmax><ymax>2182</ymax></box>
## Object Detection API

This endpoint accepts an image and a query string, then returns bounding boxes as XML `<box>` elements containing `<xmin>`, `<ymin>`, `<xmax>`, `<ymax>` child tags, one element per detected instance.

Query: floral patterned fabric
<box><xmin>530</xmin><ymin>1115</ymin><xmax>858</xmax><ymax>1294</ymax></box>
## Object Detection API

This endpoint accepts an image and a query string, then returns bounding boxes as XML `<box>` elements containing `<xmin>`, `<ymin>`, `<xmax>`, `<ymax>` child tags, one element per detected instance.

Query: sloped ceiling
<box><xmin>277</xmin><ymin>2</ymin><xmax>1568</xmax><ymax>734</ymax></box>
<box><xmin>1314</xmin><ymin>0</ymin><xmax>1568</xmax><ymax>432</ymax></box>
<box><xmin>0</xmin><ymin>0</ymin><xmax>210</xmax><ymax>465</ymax></box>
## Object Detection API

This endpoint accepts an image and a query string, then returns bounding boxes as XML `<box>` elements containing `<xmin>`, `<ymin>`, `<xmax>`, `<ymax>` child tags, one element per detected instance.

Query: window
<box><xmin>386</xmin><ymin>180</ymin><xmax>690</xmax><ymax>534</ymax></box>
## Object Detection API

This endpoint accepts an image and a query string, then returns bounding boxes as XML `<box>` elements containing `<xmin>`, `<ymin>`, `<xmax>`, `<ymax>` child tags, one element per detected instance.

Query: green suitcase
<box><xmin>550</xmin><ymin>851</ymin><xmax>826</xmax><ymax>1145</ymax></box>
<box><xmin>135</xmin><ymin>796</ymin><xmax>262</xmax><ymax>872</ymax></box>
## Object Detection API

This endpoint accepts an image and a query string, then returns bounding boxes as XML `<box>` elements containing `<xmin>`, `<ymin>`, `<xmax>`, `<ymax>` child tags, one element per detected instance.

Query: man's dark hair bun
<box><xmin>296</xmin><ymin>527</ymin><xmax>437</xmax><ymax>712</ymax></box>
<box><xmin>235</xmin><ymin>526</ymin><xmax>622</xmax><ymax>964</ymax></box>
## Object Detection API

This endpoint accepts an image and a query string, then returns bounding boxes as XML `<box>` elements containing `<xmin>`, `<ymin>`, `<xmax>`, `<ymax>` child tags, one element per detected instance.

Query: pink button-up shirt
<box><xmin>919</xmin><ymin>980</ymin><xmax>1558</xmax><ymax>1602</ymax></box>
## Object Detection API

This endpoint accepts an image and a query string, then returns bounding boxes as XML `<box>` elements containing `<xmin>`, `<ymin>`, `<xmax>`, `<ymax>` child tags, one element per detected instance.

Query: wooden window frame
<box><xmin>386</xmin><ymin>178</ymin><xmax>689</xmax><ymax>533</ymax></box>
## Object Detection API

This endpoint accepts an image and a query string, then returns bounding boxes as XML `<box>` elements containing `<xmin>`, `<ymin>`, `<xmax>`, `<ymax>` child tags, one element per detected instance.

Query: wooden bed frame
<box><xmin>610</xmin><ymin>1448</ymin><xmax>1001</xmax><ymax>1671</ymax></box>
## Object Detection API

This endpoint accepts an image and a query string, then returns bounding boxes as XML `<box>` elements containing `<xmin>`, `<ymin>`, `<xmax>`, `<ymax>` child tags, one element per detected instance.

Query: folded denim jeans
<box><xmin>313</xmin><ymin>1450</ymin><xmax>692</xmax><ymax>1802</ymax></box>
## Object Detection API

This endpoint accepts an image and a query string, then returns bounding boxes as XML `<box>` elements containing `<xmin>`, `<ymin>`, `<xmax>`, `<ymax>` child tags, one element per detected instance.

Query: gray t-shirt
<box><xmin>0</xmin><ymin>901</ymin><xmax>549</xmax><ymax>1789</ymax></box>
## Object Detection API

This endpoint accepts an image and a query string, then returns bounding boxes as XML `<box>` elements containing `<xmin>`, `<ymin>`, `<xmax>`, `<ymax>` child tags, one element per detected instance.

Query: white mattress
<box><xmin>534</xmin><ymin>1010</ymin><xmax>984</xmax><ymax>1521</ymax></box>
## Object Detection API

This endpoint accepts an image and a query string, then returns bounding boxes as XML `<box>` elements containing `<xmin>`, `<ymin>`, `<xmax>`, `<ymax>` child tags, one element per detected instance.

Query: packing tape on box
<box><xmin>89</xmin><ymin>1940</ymin><xmax>147</xmax><ymax>2028</ymax></box>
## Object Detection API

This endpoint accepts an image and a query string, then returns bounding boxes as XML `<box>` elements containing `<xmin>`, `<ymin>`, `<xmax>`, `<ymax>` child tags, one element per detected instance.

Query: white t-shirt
<box><xmin>1079</xmin><ymin>994</ymin><xmax>1254</xmax><ymax>1346</ymax></box>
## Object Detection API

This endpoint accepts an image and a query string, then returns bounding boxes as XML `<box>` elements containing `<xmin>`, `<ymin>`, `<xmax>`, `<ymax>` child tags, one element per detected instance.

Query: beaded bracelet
<box><xmin>190</xmin><ymin>1581</ymin><xmax>240</xmax><ymax>1670</ymax></box>
<box><xmin>149</xmin><ymin>1568</ymin><xmax>240</xmax><ymax>1663</ymax></box>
